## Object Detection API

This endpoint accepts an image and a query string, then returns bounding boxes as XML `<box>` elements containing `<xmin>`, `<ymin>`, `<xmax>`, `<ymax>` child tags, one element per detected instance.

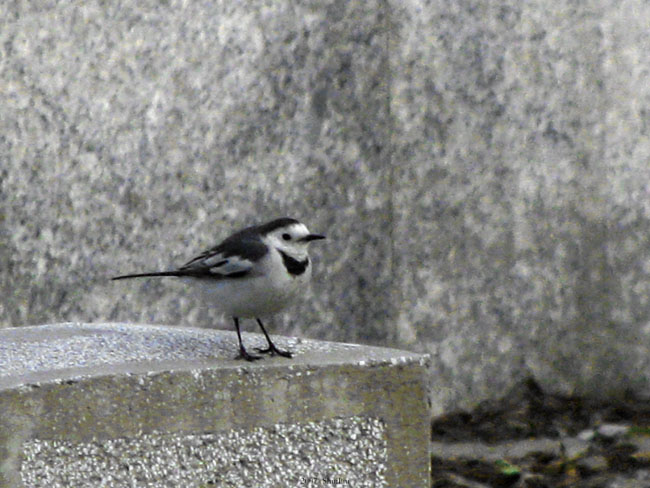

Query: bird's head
<box><xmin>260</xmin><ymin>218</ymin><xmax>325</xmax><ymax>259</ymax></box>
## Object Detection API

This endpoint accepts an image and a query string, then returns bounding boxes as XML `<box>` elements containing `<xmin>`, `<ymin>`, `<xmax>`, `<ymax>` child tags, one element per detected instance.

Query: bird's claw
<box><xmin>235</xmin><ymin>349</ymin><xmax>263</xmax><ymax>361</ymax></box>
<box><xmin>254</xmin><ymin>345</ymin><xmax>293</xmax><ymax>358</ymax></box>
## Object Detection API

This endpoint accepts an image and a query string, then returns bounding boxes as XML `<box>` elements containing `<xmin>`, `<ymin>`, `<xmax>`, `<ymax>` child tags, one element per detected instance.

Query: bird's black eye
<box><xmin>282</xmin><ymin>233</ymin><xmax>292</xmax><ymax>241</ymax></box>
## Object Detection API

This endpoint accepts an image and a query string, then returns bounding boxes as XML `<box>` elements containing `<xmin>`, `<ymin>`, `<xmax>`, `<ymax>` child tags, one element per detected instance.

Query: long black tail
<box><xmin>111</xmin><ymin>271</ymin><xmax>184</xmax><ymax>281</ymax></box>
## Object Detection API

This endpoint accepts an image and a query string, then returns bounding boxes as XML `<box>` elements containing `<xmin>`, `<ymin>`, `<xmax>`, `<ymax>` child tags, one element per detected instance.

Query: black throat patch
<box><xmin>279</xmin><ymin>250</ymin><xmax>309</xmax><ymax>276</ymax></box>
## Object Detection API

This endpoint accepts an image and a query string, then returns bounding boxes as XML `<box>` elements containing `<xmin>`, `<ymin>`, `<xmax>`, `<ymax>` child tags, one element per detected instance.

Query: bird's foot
<box><xmin>235</xmin><ymin>347</ymin><xmax>263</xmax><ymax>361</ymax></box>
<box><xmin>254</xmin><ymin>345</ymin><xmax>293</xmax><ymax>358</ymax></box>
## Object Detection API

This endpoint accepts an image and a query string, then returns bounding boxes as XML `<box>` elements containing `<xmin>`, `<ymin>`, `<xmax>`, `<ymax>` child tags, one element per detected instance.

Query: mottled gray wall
<box><xmin>2</xmin><ymin>0</ymin><xmax>649</xmax><ymax>414</ymax></box>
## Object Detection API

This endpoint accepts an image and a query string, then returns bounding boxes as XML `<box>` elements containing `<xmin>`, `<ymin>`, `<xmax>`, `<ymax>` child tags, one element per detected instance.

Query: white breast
<box><xmin>187</xmin><ymin>247</ymin><xmax>312</xmax><ymax>318</ymax></box>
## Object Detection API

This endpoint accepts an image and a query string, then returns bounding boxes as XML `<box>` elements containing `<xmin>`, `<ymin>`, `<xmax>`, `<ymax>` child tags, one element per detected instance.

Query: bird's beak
<box><xmin>301</xmin><ymin>234</ymin><xmax>326</xmax><ymax>242</ymax></box>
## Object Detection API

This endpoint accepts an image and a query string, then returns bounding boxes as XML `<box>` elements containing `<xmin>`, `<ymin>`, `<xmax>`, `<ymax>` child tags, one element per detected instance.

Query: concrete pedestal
<box><xmin>0</xmin><ymin>323</ymin><xmax>429</xmax><ymax>487</ymax></box>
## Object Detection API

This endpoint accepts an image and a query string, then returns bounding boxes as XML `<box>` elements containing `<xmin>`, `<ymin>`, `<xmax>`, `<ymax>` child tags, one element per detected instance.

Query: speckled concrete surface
<box><xmin>390</xmin><ymin>0</ymin><xmax>650</xmax><ymax>412</ymax></box>
<box><xmin>0</xmin><ymin>322</ymin><xmax>425</xmax><ymax>388</ymax></box>
<box><xmin>0</xmin><ymin>323</ymin><xmax>429</xmax><ymax>487</ymax></box>
<box><xmin>1</xmin><ymin>0</ymin><xmax>650</xmax><ymax>416</ymax></box>
<box><xmin>0</xmin><ymin>0</ymin><xmax>390</xmax><ymax>348</ymax></box>
<box><xmin>21</xmin><ymin>417</ymin><xmax>387</xmax><ymax>488</ymax></box>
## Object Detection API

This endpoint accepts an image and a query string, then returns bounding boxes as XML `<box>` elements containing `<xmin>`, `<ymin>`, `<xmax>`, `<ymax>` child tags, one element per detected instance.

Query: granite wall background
<box><xmin>2</xmin><ymin>0</ymin><xmax>649</xmax><ymax>414</ymax></box>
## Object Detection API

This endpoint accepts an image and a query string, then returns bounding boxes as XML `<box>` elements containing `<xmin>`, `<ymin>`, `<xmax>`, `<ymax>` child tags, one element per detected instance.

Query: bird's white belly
<box><xmin>187</xmin><ymin>270</ymin><xmax>309</xmax><ymax>318</ymax></box>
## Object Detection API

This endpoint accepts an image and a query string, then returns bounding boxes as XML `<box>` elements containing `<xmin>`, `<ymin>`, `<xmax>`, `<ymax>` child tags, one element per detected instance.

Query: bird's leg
<box><xmin>254</xmin><ymin>318</ymin><xmax>293</xmax><ymax>358</ymax></box>
<box><xmin>233</xmin><ymin>317</ymin><xmax>262</xmax><ymax>361</ymax></box>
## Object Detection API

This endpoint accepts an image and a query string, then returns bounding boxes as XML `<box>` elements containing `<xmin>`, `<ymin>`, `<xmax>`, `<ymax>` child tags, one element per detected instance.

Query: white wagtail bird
<box><xmin>112</xmin><ymin>217</ymin><xmax>325</xmax><ymax>361</ymax></box>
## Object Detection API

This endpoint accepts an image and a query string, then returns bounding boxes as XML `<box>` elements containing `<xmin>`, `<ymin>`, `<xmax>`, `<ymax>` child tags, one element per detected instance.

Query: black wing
<box><xmin>113</xmin><ymin>231</ymin><xmax>269</xmax><ymax>281</ymax></box>
<box><xmin>178</xmin><ymin>234</ymin><xmax>269</xmax><ymax>279</ymax></box>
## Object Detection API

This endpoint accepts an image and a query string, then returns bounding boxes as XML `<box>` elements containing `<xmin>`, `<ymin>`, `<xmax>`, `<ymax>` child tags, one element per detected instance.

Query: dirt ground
<box><xmin>430</xmin><ymin>379</ymin><xmax>650</xmax><ymax>488</ymax></box>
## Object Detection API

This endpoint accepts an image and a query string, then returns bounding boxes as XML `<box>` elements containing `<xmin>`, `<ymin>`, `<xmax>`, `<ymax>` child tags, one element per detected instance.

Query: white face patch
<box><xmin>269</xmin><ymin>224</ymin><xmax>310</xmax><ymax>245</ymax></box>
<box><xmin>263</xmin><ymin>225</ymin><xmax>312</xmax><ymax>262</ymax></box>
